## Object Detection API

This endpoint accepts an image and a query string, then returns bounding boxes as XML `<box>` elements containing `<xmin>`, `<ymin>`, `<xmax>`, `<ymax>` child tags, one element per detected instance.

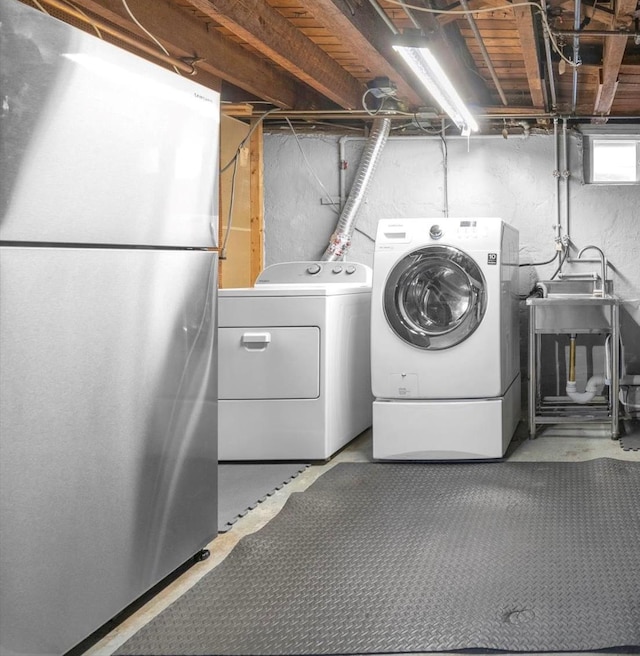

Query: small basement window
<box><xmin>581</xmin><ymin>127</ymin><xmax>640</xmax><ymax>185</ymax></box>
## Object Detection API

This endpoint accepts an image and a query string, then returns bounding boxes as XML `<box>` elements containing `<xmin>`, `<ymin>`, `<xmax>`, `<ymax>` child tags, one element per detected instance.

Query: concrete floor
<box><xmin>83</xmin><ymin>424</ymin><xmax>640</xmax><ymax>656</ymax></box>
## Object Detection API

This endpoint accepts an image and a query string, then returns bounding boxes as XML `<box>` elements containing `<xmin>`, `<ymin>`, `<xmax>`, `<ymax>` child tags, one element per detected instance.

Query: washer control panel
<box><xmin>376</xmin><ymin>218</ymin><xmax>495</xmax><ymax>250</ymax></box>
<box><xmin>429</xmin><ymin>224</ymin><xmax>443</xmax><ymax>240</ymax></box>
<box><xmin>256</xmin><ymin>261</ymin><xmax>372</xmax><ymax>286</ymax></box>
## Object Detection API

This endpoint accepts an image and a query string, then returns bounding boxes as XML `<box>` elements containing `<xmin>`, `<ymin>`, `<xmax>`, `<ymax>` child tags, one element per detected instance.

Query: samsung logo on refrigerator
<box><xmin>194</xmin><ymin>92</ymin><xmax>215</xmax><ymax>103</ymax></box>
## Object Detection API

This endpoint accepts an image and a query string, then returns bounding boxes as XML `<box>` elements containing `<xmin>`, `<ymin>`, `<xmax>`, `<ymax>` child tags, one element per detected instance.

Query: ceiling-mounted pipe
<box><xmin>458</xmin><ymin>0</ymin><xmax>509</xmax><ymax>106</ymax></box>
<box><xmin>36</xmin><ymin>0</ymin><xmax>197</xmax><ymax>74</ymax></box>
<box><xmin>540</xmin><ymin>0</ymin><xmax>558</xmax><ymax>111</ymax></box>
<box><xmin>572</xmin><ymin>0</ymin><xmax>582</xmax><ymax>112</ymax></box>
<box><xmin>553</xmin><ymin>29</ymin><xmax>640</xmax><ymax>37</ymax></box>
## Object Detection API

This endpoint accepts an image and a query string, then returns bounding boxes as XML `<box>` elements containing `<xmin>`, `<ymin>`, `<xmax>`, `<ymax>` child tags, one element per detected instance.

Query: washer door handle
<box><xmin>241</xmin><ymin>331</ymin><xmax>271</xmax><ymax>351</ymax></box>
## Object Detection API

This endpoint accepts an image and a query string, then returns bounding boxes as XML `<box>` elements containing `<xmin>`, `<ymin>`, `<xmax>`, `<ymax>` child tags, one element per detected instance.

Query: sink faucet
<box><xmin>577</xmin><ymin>245</ymin><xmax>607</xmax><ymax>296</ymax></box>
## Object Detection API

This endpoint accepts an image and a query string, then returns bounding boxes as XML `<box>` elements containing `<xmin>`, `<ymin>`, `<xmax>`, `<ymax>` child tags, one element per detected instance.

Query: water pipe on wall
<box><xmin>556</xmin><ymin>117</ymin><xmax>571</xmax><ymax>276</ymax></box>
<box><xmin>553</xmin><ymin>118</ymin><xmax>562</xmax><ymax>250</ymax></box>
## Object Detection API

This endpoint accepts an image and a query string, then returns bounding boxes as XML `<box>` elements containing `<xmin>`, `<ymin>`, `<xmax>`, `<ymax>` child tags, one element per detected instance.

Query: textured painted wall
<box><xmin>263</xmin><ymin>131</ymin><xmax>640</xmax><ymax>413</ymax></box>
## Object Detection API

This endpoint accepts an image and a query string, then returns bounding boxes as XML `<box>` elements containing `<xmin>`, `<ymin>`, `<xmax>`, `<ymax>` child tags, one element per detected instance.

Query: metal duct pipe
<box><xmin>321</xmin><ymin>117</ymin><xmax>391</xmax><ymax>261</ymax></box>
<box><xmin>572</xmin><ymin>0</ymin><xmax>582</xmax><ymax>112</ymax></box>
<box><xmin>459</xmin><ymin>0</ymin><xmax>509</xmax><ymax>106</ymax></box>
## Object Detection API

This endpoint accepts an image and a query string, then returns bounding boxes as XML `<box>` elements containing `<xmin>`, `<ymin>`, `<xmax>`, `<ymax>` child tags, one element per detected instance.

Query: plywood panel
<box><xmin>220</xmin><ymin>115</ymin><xmax>252</xmax><ymax>289</ymax></box>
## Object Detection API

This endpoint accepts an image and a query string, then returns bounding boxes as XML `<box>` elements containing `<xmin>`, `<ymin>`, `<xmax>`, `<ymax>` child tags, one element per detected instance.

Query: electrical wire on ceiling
<box><xmin>382</xmin><ymin>0</ymin><xmax>582</xmax><ymax>70</ymax></box>
<box><xmin>119</xmin><ymin>0</ymin><xmax>180</xmax><ymax>75</ymax></box>
<box><xmin>362</xmin><ymin>87</ymin><xmax>399</xmax><ymax>116</ymax></box>
<box><xmin>35</xmin><ymin>0</ymin><xmax>195</xmax><ymax>73</ymax></box>
<box><xmin>60</xmin><ymin>0</ymin><xmax>103</xmax><ymax>38</ymax></box>
<box><xmin>30</xmin><ymin>0</ymin><xmax>50</xmax><ymax>14</ymax></box>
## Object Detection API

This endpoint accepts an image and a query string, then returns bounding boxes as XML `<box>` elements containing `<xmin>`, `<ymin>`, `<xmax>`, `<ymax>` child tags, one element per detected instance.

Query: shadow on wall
<box><xmin>621</xmin><ymin>307</ymin><xmax>640</xmax><ymax>374</ymax></box>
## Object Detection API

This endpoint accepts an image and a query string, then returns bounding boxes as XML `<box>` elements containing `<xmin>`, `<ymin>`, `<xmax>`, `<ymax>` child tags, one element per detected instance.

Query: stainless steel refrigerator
<box><xmin>0</xmin><ymin>2</ymin><xmax>219</xmax><ymax>654</ymax></box>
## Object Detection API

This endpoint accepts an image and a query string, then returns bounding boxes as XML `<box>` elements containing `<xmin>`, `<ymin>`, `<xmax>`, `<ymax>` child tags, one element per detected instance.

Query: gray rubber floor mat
<box><xmin>118</xmin><ymin>459</ymin><xmax>640</xmax><ymax>655</ymax></box>
<box><xmin>218</xmin><ymin>463</ymin><xmax>308</xmax><ymax>532</ymax></box>
<box><xmin>620</xmin><ymin>420</ymin><xmax>640</xmax><ymax>451</ymax></box>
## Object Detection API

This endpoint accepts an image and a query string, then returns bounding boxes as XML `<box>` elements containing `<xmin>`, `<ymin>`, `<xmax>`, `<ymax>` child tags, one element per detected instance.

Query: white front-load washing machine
<box><xmin>371</xmin><ymin>218</ymin><xmax>520</xmax><ymax>460</ymax></box>
<box><xmin>218</xmin><ymin>261</ymin><xmax>372</xmax><ymax>460</ymax></box>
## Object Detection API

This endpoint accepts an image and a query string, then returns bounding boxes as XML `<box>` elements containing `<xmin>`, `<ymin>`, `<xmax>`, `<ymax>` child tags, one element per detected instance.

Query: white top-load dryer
<box><xmin>371</xmin><ymin>218</ymin><xmax>520</xmax><ymax>460</ymax></box>
<box><xmin>218</xmin><ymin>261</ymin><xmax>373</xmax><ymax>460</ymax></box>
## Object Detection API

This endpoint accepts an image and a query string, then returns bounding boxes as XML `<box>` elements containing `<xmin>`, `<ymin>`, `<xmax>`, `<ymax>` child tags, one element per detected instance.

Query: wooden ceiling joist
<box><xmin>295</xmin><ymin>0</ymin><xmax>425</xmax><ymax>107</ymax></box>
<box><xmin>187</xmin><ymin>0</ymin><xmax>366</xmax><ymax>109</ymax></box>
<box><xmin>17</xmin><ymin>0</ymin><xmax>638</xmax><ymax>123</ymax></box>
<box><xmin>511</xmin><ymin>3</ymin><xmax>545</xmax><ymax>108</ymax></box>
<box><xmin>593</xmin><ymin>0</ymin><xmax>639</xmax><ymax>116</ymax></box>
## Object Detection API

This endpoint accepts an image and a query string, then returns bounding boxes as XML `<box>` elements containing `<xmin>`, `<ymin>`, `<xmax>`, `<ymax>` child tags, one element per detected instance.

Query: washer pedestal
<box><xmin>373</xmin><ymin>375</ymin><xmax>520</xmax><ymax>460</ymax></box>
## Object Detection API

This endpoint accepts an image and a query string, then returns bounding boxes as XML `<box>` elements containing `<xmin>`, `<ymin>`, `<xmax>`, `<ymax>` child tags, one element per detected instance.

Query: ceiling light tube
<box><xmin>393</xmin><ymin>43</ymin><xmax>479</xmax><ymax>135</ymax></box>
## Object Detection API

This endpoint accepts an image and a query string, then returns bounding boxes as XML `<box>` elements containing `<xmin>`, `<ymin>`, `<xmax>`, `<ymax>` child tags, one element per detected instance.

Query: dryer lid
<box><xmin>383</xmin><ymin>245</ymin><xmax>487</xmax><ymax>350</ymax></box>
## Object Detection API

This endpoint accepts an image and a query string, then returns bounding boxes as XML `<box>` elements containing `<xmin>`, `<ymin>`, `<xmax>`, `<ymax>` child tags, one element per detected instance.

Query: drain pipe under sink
<box><xmin>566</xmin><ymin>333</ymin><xmax>605</xmax><ymax>403</ymax></box>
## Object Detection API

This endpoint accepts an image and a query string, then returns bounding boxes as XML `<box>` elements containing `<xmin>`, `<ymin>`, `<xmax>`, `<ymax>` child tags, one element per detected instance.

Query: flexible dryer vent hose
<box><xmin>321</xmin><ymin>117</ymin><xmax>391</xmax><ymax>261</ymax></box>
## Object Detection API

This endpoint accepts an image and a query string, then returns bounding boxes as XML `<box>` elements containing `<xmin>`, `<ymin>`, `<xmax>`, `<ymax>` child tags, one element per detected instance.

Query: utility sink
<box><xmin>527</xmin><ymin>280</ymin><xmax>618</xmax><ymax>334</ymax></box>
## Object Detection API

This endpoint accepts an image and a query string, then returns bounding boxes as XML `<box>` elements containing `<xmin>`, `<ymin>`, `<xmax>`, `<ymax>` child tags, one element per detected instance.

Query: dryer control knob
<box><xmin>345</xmin><ymin>265</ymin><xmax>357</xmax><ymax>275</ymax></box>
<box><xmin>430</xmin><ymin>224</ymin><xmax>443</xmax><ymax>240</ymax></box>
<box><xmin>306</xmin><ymin>263</ymin><xmax>322</xmax><ymax>275</ymax></box>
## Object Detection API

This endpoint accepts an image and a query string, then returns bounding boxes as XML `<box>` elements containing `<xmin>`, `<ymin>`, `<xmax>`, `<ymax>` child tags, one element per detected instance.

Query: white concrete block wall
<box><xmin>263</xmin><ymin>130</ymin><xmax>640</xmax><ymax>407</ymax></box>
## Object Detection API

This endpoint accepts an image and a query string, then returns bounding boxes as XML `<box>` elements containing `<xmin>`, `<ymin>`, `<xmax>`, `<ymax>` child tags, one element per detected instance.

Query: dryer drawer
<box><xmin>219</xmin><ymin>327</ymin><xmax>320</xmax><ymax>399</ymax></box>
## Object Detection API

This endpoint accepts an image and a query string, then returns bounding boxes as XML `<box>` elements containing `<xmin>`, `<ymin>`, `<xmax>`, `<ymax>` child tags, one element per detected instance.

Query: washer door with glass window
<box><xmin>383</xmin><ymin>245</ymin><xmax>487</xmax><ymax>350</ymax></box>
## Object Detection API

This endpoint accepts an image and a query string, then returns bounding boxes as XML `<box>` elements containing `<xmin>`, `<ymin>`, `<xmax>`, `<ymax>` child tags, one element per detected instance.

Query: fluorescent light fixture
<box><xmin>392</xmin><ymin>42</ymin><xmax>479</xmax><ymax>135</ymax></box>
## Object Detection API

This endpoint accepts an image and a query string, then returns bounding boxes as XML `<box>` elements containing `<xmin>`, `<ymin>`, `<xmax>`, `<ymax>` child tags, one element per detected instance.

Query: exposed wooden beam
<box><xmin>222</xmin><ymin>103</ymin><xmax>254</xmax><ymax>117</ymax></box>
<box><xmin>511</xmin><ymin>3</ymin><xmax>545</xmax><ymax>108</ymax></box>
<box><xmin>557</xmin><ymin>0</ymin><xmax>615</xmax><ymax>27</ymax></box>
<box><xmin>187</xmin><ymin>0</ymin><xmax>365</xmax><ymax>109</ymax></box>
<box><xmin>593</xmin><ymin>0</ymin><xmax>638</xmax><ymax>116</ymax></box>
<box><xmin>296</xmin><ymin>0</ymin><xmax>424</xmax><ymax>107</ymax></box>
<box><xmin>63</xmin><ymin>0</ymin><xmax>330</xmax><ymax>109</ymax></box>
